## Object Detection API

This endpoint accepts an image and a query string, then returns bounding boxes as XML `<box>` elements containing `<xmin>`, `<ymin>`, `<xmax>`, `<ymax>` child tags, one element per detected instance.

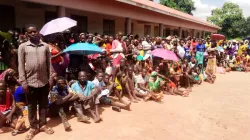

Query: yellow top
<box><xmin>238</xmin><ymin>45</ymin><xmax>247</xmax><ymax>56</ymax></box>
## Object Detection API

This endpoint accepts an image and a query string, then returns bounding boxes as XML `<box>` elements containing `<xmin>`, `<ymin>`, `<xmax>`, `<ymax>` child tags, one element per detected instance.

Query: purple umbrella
<box><xmin>40</xmin><ymin>17</ymin><xmax>77</xmax><ymax>36</ymax></box>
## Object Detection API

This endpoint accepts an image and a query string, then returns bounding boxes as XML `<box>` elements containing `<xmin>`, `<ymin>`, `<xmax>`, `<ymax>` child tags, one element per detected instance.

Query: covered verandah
<box><xmin>0</xmin><ymin>0</ymin><xmax>219</xmax><ymax>38</ymax></box>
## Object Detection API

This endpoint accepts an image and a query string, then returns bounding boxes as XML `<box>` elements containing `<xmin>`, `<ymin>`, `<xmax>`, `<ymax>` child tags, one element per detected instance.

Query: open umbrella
<box><xmin>152</xmin><ymin>48</ymin><xmax>179</xmax><ymax>61</ymax></box>
<box><xmin>40</xmin><ymin>17</ymin><xmax>77</xmax><ymax>36</ymax></box>
<box><xmin>63</xmin><ymin>43</ymin><xmax>103</xmax><ymax>55</ymax></box>
<box><xmin>210</xmin><ymin>34</ymin><xmax>225</xmax><ymax>41</ymax></box>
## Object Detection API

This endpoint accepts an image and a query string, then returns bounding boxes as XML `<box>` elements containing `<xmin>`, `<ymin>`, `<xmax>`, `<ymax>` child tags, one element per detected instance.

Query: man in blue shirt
<box><xmin>195</xmin><ymin>39</ymin><xmax>206</xmax><ymax>52</ymax></box>
<box><xmin>71</xmin><ymin>71</ymin><xmax>101</xmax><ymax>123</ymax></box>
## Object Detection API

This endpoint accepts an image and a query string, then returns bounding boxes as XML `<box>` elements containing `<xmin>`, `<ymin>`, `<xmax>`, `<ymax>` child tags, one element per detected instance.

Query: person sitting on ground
<box><xmin>48</xmin><ymin>76</ymin><xmax>79</xmax><ymax>131</ymax></box>
<box><xmin>13</xmin><ymin>86</ymin><xmax>28</xmax><ymax>117</ymax></box>
<box><xmin>0</xmin><ymin>69</ymin><xmax>20</xmax><ymax>94</ymax></box>
<box><xmin>181</xmin><ymin>59</ymin><xmax>192</xmax><ymax>90</ymax></box>
<box><xmin>126</xmin><ymin>66</ymin><xmax>141</xmax><ymax>102</ymax></box>
<box><xmin>134</xmin><ymin>68</ymin><xmax>150</xmax><ymax>99</ymax></box>
<box><xmin>157</xmin><ymin>68</ymin><xmax>190</xmax><ymax>97</ymax></box>
<box><xmin>112</xmin><ymin>59</ymin><xmax>137</xmax><ymax>103</ymax></box>
<box><xmin>144</xmin><ymin>71</ymin><xmax>165</xmax><ymax>102</ymax></box>
<box><xmin>234</xmin><ymin>55</ymin><xmax>244</xmax><ymax>71</ymax></box>
<box><xmin>92</xmin><ymin>72</ymin><xmax>130</xmax><ymax>110</ymax></box>
<box><xmin>216</xmin><ymin>63</ymin><xmax>226</xmax><ymax>74</ymax></box>
<box><xmin>188</xmin><ymin>65</ymin><xmax>202</xmax><ymax>85</ymax></box>
<box><xmin>0</xmin><ymin>80</ymin><xmax>26</xmax><ymax>135</ymax></box>
<box><xmin>71</xmin><ymin>71</ymin><xmax>102</xmax><ymax>123</ymax></box>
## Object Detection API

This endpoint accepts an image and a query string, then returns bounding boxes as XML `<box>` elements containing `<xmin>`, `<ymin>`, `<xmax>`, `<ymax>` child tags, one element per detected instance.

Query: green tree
<box><xmin>246</xmin><ymin>17</ymin><xmax>250</xmax><ymax>36</ymax></box>
<box><xmin>160</xmin><ymin>0</ymin><xmax>196</xmax><ymax>15</ymax></box>
<box><xmin>207</xmin><ymin>2</ymin><xmax>247</xmax><ymax>38</ymax></box>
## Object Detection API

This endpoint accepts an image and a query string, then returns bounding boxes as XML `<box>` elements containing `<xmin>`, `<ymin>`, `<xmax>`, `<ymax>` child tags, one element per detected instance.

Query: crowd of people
<box><xmin>0</xmin><ymin>24</ymin><xmax>250</xmax><ymax>140</ymax></box>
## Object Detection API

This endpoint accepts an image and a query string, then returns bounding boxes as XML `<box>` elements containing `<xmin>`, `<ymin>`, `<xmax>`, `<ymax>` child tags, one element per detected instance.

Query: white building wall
<box><xmin>132</xmin><ymin>21</ymin><xmax>144</xmax><ymax>38</ymax></box>
<box><xmin>66</xmin><ymin>9</ymin><xmax>125</xmax><ymax>35</ymax></box>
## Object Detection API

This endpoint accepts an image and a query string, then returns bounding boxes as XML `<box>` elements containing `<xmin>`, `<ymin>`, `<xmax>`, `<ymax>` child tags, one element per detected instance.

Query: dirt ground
<box><xmin>1</xmin><ymin>72</ymin><xmax>250</xmax><ymax>140</ymax></box>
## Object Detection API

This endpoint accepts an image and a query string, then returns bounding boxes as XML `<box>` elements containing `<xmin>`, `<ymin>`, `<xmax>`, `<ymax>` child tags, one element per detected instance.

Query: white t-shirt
<box><xmin>92</xmin><ymin>78</ymin><xmax>109</xmax><ymax>100</ymax></box>
<box><xmin>142</xmin><ymin>41</ymin><xmax>152</xmax><ymax>55</ymax></box>
<box><xmin>92</xmin><ymin>78</ymin><xmax>106</xmax><ymax>88</ymax></box>
<box><xmin>105</xmin><ymin>66</ymin><xmax>112</xmax><ymax>76</ymax></box>
<box><xmin>177</xmin><ymin>46</ymin><xmax>185</xmax><ymax>58</ymax></box>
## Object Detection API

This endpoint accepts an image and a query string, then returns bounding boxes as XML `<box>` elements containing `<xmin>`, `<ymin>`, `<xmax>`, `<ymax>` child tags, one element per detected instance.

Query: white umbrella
<box><xmin>40</xmin><ymin>17</ymin><xmax>77</xmax><ymax>36</ymax></box>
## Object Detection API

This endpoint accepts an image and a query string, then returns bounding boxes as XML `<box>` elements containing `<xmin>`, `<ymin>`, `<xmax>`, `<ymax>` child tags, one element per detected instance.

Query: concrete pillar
<box><xmin>202</xmin><ymin>31</ymin><xmax>206</xmax><ymax>39</ymax></box>
<box><xmin>192</xmin><ymin>29</ymin><xmax>195</xmax><ymax>38</ymax></box>
<box><xmin>199</xmin><ymin>31</ymin><xmax>202</xmax><ymax>38</ymax></box>
<box><xmin>178</xmin><ymin>27</ymin><xmax>182</xmax><ymax>38</ymax></box>
<box><xmin>57</xmin><ymin>6</ymin><xmax>66</xmax><ymax>17</ymax></box>
<box><xmin>125</xmin><ymin>18</ymin><xmax>132</xmax><ymax>35</ymax></box>
<box><xmin>159</xmin><ymin>23</ymin><xmax>163</xmax><ymax>37</ymax></box>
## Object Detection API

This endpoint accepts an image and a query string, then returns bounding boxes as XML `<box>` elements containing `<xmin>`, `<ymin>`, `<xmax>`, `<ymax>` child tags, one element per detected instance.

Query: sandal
<box><xmin>40</xmin><ymin>126</ymin><xmax>54</xmax><ymax>135</ymax></box>
<box><xmin>25</xmin><ymin>128</ymin><xmax>39</xmax><ymax>140</ymax></box>
<box><xmin>12</xmin><ymin>127</ymin><xmax>29</xmax><ymax>136</ymax></box>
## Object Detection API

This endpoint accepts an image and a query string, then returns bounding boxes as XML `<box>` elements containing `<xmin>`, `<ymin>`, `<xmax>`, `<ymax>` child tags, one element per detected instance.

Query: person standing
<box><xmin>111</xmin><ymin>32</ymin><xmax>126</xmax><ymax>66</ymax></box>
<box><xmin>176</xmin><ymin>39</ymin><xmax>185</xmax><ymax>59</ymax></box>
<box><xmin>195</xmin><ymin>39</ymin><xmax>206</xmax><ymax>70</ymax></box>
<box><xmin>18</xmin><ymin>24</ymin><xmax>54</xmax><ymax>140</ymax></box>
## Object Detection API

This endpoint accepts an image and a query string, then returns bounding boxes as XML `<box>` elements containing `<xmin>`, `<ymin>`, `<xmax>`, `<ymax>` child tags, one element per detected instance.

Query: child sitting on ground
<box><xmin>0</xmin><ymin>80</ymin><xmax>26</xmax><ymax>135</ymax></box>
<box><xmin>92</xmin><ymin>72</ymin><xmax>131</xmax><ymax>110</ymax></box>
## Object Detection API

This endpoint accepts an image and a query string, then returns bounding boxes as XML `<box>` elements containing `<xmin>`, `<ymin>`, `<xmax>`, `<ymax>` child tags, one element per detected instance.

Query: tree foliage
<box><xmin>160</xmin><ymin>0</ymin><xmax>196</xmax><ymax>15</ymax></box>
<box><xmin>207</xmin><ymin>2</ymin><xmax>249</xmax><ymax>39</ymax></box>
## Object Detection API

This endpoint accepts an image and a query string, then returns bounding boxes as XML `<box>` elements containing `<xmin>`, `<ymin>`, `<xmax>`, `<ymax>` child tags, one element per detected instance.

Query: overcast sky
<box><xmin>154</xmin><ymin>0</ymin><xmax>250</xmax><ymax>21</ymax></box>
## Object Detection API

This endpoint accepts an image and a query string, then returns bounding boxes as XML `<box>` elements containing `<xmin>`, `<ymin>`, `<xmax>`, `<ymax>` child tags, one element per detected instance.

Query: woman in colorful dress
<box><xmin>205</xmin><ymin>41</ymin><xmax>217</xmax><ymax>83</ymax></box>
<box><xmin>111</xmin><ymin>32</ymin><xmax>126</xmax><ymax>67</ymax></box>
<box><xmin>48</xmin><ymin>34</ymin><xmax>69</xmax><ymax>76</ymax></box>
<box><xmin>195</xmin><ymin>39</ymin><xmax>206</xmax><ymax>71</ymax></box>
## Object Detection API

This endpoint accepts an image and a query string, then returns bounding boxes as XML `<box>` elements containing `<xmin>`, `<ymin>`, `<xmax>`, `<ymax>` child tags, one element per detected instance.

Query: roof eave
<box><xmin>116</xmin><ymin>0</ymin><xmax>219</xmax><ymax>30</ymax></box>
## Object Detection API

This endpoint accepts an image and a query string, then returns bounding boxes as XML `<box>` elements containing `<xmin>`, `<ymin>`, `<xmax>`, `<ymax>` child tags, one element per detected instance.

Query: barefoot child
<box><xmin>134</xmin><ymin>68</ymin><xmax>150</xmax><ymax>99</ymax></box>
<box><xmin>144</xmin><ymin>71</ymin><xmax>165</xmax><ymax>102</ymax></box>
<box><xmin>127</xmin><ymin>66</ymin><xmax>141</xmax><ymax>102</ymax></box>
<box><xmin>92</xmin><ymin>72</ymin><xmax>130</xmax><ymax>110</ymax></box>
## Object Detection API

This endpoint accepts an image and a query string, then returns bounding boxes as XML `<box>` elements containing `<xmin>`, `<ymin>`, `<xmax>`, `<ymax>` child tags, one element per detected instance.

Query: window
<box><xmin>103</xmin><ymin>19</ymin><xmax>115</xmax><ymax>36</ymax></box>
<box><xmin>173</xmin><ymin>29</ymin><xmax>179</xmax><ymax>36</ymax></box>
<box><xmin>154</xmin><ymin>26</ymin><xmax>159</xmax><ymax>37</ymax></box>
<box><xmin>45</xmin><ymin>11</ymin><xmax>57</xmax><ymax>23</ymax></box>
<box><xmin>196</xmin><ymin>32</ymin><xmax>200</xmax><ymax>38</ymax></box>
<box><xmin>144</xmin><ymin>25</ymin><xmax>151</xmax><ymax>36</ymax></box>
<box><xmin>165</xmin><ymin>28</ymin><xmax>170</xmax><ymax>37</ymax></box>
<box><xmin>71</xmin><ymin>15</ymin><xmax>88</xmax><ymax>33</ymax></box>
<box><xmin>0</xmin><ymin>5</ymin><xmax>15</xmax><ymax>32</ymax></box>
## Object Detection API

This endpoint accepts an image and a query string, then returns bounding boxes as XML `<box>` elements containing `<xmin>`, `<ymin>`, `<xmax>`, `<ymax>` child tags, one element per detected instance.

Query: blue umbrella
<box><xmin>63</xmin><ymin>43</ymin><xmax>103</xmax><ymax>55</ymax></box>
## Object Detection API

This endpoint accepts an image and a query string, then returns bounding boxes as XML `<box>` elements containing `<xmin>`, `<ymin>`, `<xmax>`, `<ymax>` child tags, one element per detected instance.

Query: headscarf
<box><xmin>244</xmin><ymin>40</ymin><xmax>249</xmax><ymax>45</ymax></box>
<box><xmin>217</xmin><ymin>40</ymin><xmax>223</xmax><ymax>46</ymax></box>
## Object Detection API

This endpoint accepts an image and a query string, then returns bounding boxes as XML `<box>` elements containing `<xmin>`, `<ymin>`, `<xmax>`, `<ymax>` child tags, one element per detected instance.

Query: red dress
<box><xmin>49</xmin><ymin>44</ymin><xmax>63</xmax><ymax>64</ymax></box>
<box><xmin>0</xmin><ymin>90</ymin><xmax>11</xmax><ymax>112</ymax></box>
